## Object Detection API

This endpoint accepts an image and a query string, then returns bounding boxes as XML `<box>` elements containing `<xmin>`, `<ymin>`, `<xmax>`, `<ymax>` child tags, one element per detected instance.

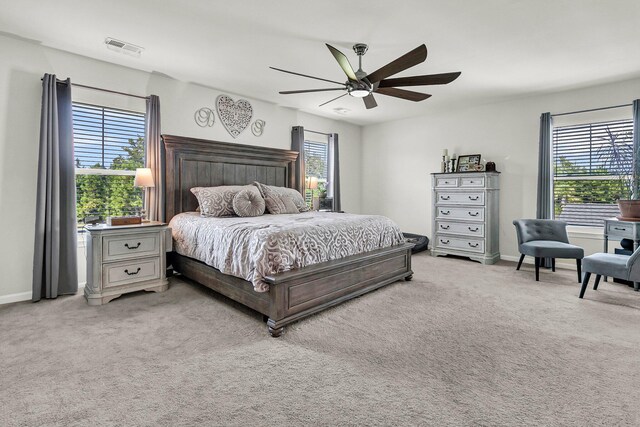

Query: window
<box><xmin>73</xmin><ymin>102</ymin><xmax>145</xmax><ymax>228</ymax></box>
<box><xmin>303</xmin><ymin>138</ymin><xmax>329</xmax><ymax>206</ymax></box>
<box><xmin>553</xmin><ymin>119</ymin><xmax>634</xmax><ymax>227</ymax></box>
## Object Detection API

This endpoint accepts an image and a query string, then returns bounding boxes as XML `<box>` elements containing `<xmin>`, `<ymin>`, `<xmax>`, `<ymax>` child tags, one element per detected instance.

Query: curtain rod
<box><xmin>304</xmin><ymin>129</ymin><xmax>331</xmax><ymax>136</ymax></box>
<box><xmin>43</xmin><ymin>77</ymin><xmax>149</xmax><ymax>100</ymax></box>
<box><xmin>551</xmin><ymin>103</ymin><xmax>631</xmax><ymax>117</ymax></box>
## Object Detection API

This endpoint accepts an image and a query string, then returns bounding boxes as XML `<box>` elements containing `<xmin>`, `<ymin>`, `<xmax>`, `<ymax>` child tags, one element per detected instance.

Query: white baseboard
<box><xmin>0</xmin><ymin>282</ymin><xmax>86</xmax><ymax>306</ymax></box>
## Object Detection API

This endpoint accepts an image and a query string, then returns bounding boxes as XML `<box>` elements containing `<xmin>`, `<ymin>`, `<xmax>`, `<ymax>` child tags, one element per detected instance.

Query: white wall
<box><xmin>361</xmin><ymin>77</ymin><xmax>640</xmax><ymax>268</ymax></box>
<box><xmin>0</xmin><ymin>34</ymin><xmax>362</xmax><ymax>301</ymax></box>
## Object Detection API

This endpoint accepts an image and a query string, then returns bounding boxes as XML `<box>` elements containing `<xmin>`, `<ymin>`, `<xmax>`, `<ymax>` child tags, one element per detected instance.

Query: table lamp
<box><xmin>134</xmin><ymin>168</ymin><xmax>155</xmax><ymax>222</ymax></box>
<box><xmin>306</xmin><ymin>176</ymin><xmax>319</xmax><ymax>210</ymax></box>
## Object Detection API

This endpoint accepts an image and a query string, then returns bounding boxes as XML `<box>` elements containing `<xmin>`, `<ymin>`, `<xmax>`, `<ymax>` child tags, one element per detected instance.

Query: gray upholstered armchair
<box><xmin>513</xmin><ymin>219</ymin><xmax>584</xmax><ymax>282</ymax></box>
<box><xmin>579</xmin><ymin>248</ymin><xmax>640</xmax><ymax>298</ymax></box>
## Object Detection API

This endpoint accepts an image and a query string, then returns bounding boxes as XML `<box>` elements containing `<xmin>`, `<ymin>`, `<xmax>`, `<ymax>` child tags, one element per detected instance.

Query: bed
<box><xmin>163</xmin><ymin>134</ymin><xmax>414</xmax><ymax>336</ymax></box>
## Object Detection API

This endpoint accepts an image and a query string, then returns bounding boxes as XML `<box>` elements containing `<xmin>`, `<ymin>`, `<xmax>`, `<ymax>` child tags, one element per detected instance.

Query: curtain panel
<box><xmin>145</xmin><ymin>95</ymin><xmax>164</xmax><ymax>222</ymax></box>
<box><xmin>32</xmin><ymin>74</ymin><xmax>78</xmax><ymax>301</ymax></box>
<box><xmin>633</xmin><ymin>99</ymin><xmax>640</xmax><ymax>198</ymax></box>
<box><xmin>291</xmin><ymin>126</ymin><xmax>305</xmax><ymax>194</ymax></box>
<box><xmin>328</xmin><ymin>133</ymin><xmax>341</xmax><ymax>212</ymax></box>
<box><xmin>536</xmin><ymin>112</ymin><xmax>553</xmax><ymax>219</ymax></box>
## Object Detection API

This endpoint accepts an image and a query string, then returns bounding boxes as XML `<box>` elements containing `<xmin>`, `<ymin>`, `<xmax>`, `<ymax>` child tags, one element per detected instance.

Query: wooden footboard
<box><xmin>170</xmin><ymin>243</ymin><xmax>413</xmax><ymax>336</ymax></box>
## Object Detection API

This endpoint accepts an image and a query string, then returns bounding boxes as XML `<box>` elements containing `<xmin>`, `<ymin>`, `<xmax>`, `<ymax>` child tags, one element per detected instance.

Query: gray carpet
<box><xmin>1</xmin><ymin>253</ymin><xmax>640</xmax><ymax>426</ymax></box>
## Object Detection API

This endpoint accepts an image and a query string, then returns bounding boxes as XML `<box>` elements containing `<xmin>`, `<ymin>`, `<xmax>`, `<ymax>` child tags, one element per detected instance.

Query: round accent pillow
<box><xmin>232</xmin><ymin>188</ymin><xmax>266</xmax><ymax>217</ymax></box>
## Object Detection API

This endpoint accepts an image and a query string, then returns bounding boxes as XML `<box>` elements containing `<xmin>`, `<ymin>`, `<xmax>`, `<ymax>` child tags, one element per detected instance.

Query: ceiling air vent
<box><xmin>105</xmin><ymin>37</ymin><xmax>143</xmax><ymax>57</ymax></box>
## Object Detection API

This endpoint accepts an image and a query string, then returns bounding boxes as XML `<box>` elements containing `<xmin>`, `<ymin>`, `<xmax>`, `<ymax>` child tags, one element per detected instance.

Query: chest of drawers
<box><xmin>431</xmin><ymin>172</ymin><xmax>500</xmax><ymax>264</ymax></box>
<box><xmin>84</xmin><ymin>222</ymin><xmax>170</xmax><ymax>305</ymax></box>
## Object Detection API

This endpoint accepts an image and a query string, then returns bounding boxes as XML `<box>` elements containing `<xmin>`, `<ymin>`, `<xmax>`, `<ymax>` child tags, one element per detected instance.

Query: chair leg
<box><xmin>576</xmin><ymin>259</ymin><xmax>582</xmax><ymax>283</ymax></box>
<box><xmin>551</xmin><ymin>258</ymin><xmax>556</xmax><ymax>272</ymax></box>
<box><xmin>593</xmin><ymin>275</ymin><xmax>601</xmax><ymax>290</ymax></box>
<box><xmin>579</xmin><ymin>272</ymin><xmax>591</xmax><ymax>298</ymax></box>
<box><xmin>516</xmin><ymin>254</ymin><xmax>525</xmax><ymax>271</ymax></box>
<box><xmin>534</xmin><ymin>257</ymin><xmax>540</xmax><ymax>281</ymax></box>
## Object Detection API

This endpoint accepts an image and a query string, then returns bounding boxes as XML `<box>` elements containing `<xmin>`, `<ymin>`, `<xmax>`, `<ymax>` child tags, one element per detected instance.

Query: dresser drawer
<box><xmin>436</xmin><ymin>221</ymin><xmax>485</xmax><ymax>237</ymax></box>
<box><xmin>435</xmin><ymin>235</ymin><xmax>485</xmax><ymax>253</ymax></box>
<box><xmin>103</xmin><ymin>232</ymin><xmax>160</xmax><ymax>262</ymax></box>
<box><xmin>460</xmin><ymin>176</ymin><xmax>485</xmax><ymax>187</ymax></box>
<box><xmin>102</xmin><ymin>257</ymin><xmax>161</xmax><ymax>289</ymax></box>
<box><xmin>436</xmin><ymin>207</ymin><xmax>485</xmax><ymax>221</ymax></box>
<box><xmin>435</xmin><ymin>177</ymin><xmax>459</xmax><ymax>188</ymax></box>
<box><xmin>436</xmin><ymin>191</ymin><xmax>484</xmax><ymax>205</ymax></box>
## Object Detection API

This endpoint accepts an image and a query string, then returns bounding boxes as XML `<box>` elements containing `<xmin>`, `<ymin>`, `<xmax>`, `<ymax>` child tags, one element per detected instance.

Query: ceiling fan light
<box><xmin>349</xmin><ymin>89</ymin><xmax>370</xmax><ymax>98</ymax></box>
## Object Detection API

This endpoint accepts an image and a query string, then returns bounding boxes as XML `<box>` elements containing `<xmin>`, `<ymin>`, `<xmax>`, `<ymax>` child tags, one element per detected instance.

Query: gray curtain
<box><xmin>144</xmin><ymin>95</ymin><xmax>164</xmax><ymax>222</ymax></box>
<box><xmin>32</xmin><ymin>74</ymin><xmax>78</xmax><ymax>301</ymax></box>
<box><xmin>536</xmin><ymin>112</ymin><xmax>553</xmax><ymax>219</ymax></box>
<box><xmin>633</xmin><ymin>99</ymin><xmax>640</xmax><ymax>198</ymax></box>
<box><xmin>291</xmin><ymin>126</ymin><xmax>305</xmax><ymax>194</ymax></box>
<box><xmin>328</xmin><ymin>133</ymin><xmax>341</xmax><ymax>212</ymax></box>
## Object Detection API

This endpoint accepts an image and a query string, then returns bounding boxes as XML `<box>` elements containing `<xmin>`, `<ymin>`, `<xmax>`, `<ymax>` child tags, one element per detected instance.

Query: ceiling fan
<box><xmin>270</xmin><ymin>43</ymin><xmax>461</xmax><ymax>109</ymax></box>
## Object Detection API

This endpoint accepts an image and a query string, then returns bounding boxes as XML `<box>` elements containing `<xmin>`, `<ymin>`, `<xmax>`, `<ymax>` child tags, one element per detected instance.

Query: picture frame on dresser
<box><xmin>456</xmin><ymin>154</ymin><xmax>481</xmax><ymax>172</ymax></box>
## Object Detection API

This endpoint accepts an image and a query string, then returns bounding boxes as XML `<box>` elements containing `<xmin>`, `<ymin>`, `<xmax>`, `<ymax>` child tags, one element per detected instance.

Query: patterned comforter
<box><xmin>169</xmin><ymin>211</ymin><xmax>404</xmax><ymax>292</ymax></box>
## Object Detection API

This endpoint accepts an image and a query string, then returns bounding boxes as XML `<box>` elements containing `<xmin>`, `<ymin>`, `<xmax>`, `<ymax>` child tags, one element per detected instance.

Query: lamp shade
<box><xmin>134</xmin><ymin>168</ymin><xmax>155</xmax><ymax>188</ymax></box>
<box><xmin>306</xmin><ymin>176</ymin><xmax>318</xmax><ymax>190</ymax></box>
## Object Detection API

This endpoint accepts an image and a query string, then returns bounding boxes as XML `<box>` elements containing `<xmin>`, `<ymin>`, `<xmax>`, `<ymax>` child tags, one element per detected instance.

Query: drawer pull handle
<box><xmin>124</xmin><ymin>267</ymin><xmax>141</xmax><ymax>276</ymax></box>
<box><xmin>440</xmin><ymin>195</ymin><xmax>450</xmax><ymax>200</ymax></box>
<box><xmin>124</xmin><ymin>242</ymin><xmax>141</xmax><ymax>250</ymax></box>
<box><xmin>469</xmin><ymin>181</ymin><xmax>475</xmax><ymax>184</ymax></box>
<box><xmin>468</xmin><ymin>242</ymin><xmax>479</xmax><ymax>248</ymax></box>
<box><xmin>440</xmin><ymin>239</ymin><xmax>450</xmax><ymax>244</ymax></box>
<box><xmin>468</xmin><ymin>227</ymin><xmax>479</xmax><ymax>232</ymax></box>
<box><xmin>444</xmin><ymin>181</ymin><xmax>450</xmax><ymax>184</ymax></box>
<box><xmin>440</xmin><ymin>225</ymin><xmax>450</xmax><ymax>230</ymax></box>
<box><xmin>614</xmin><ymin>227</ymin><xmax>626</xmax><ymax>231</ymax></box>
<box><xmin>468</xmin><ymin>196</ymin><xmax>479</xmax><ymax>201</ymax></box>
<box><xmin>468</xmin><ymin>211</ymin><xmax>479</xmax><ymax>217</ymax></box>
<box><xmin>441</xmin><ymin>210</ymin><xmax>451</xmax><ymax>215</ymax></box>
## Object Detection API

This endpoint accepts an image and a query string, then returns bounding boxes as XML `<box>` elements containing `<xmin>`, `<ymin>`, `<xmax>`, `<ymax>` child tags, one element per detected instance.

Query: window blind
<box><xmin>73</xmin><ymin>102</ymin><xmax>145</xmax><ymax>169</ymax></box>
<box><xmin>553</xmin><ymin>119</ymin><xmax>634</xmax><ymax>226</ymax></box>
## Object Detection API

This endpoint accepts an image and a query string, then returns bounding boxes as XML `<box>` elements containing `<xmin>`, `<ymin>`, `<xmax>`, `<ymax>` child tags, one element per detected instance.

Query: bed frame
<box><xmin>163</xmin><ymin>134</ymin><xmax>413</xmax><ymax>336</ymax></box>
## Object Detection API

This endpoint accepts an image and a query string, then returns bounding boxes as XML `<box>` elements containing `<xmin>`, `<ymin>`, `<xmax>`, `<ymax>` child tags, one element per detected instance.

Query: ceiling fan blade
<box><xmin>319</xmin><ymin>93</ymin><xmax>348</xmax><ymax>107</ymax></box>
<box><xmin>378</xmin><ymin>72</ymin><xmax>462</xmax><ymax>88</ymax></box>
<box><xmin>280</xmin><ymin>88</ymin><xmax>347</xmax><ymax>95</ymax></box>
<box><xmin>326</xmin><ymin>44</ymin><xmax>359</xmax><ymax>81</ymax></box>
<box><xmin>366</xmin><ymin>44</ymin><xmax>428</xmax><ymax>84</ymax></box>
<box><xmin>363</xmin><ymin>94</ymin><xmax>377</xmax><ymax>109</ymax></box>
<box><xmin>375</xmin><ymin>87</ymin><xmax>432</xmax><ymax>102</ymax></box>
<box><xmin>270</xmin><ymin>66</ymin><xmax>346</xmax><ymax>86</ymax></box>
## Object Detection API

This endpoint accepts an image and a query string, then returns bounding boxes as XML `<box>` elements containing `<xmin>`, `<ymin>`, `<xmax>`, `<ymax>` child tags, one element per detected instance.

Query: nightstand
<box><xmin>84</xmin><ymin>221</ymin><xmax>170</xmax><ymax>305</ymax></box>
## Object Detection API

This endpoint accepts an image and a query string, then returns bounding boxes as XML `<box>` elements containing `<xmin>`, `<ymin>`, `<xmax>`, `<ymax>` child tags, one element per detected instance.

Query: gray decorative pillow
<box><xmin>191</xmin><ymin>185</ymin><xmax>258</xmax><ymax>217</ymax></box>
<box><xmin>232</xmin><ymin>188</ymin><xmax>265</xmax><ymax>217</ymax></box>
<box><xmin>253</xmin><ymin>182</ymin><xmax>300</xmax><ymax>215</ymax></box>
<box><xmin>253</xmin><ymin>182</ymin><xmax>310</xmax><ymax>213</ymax></box>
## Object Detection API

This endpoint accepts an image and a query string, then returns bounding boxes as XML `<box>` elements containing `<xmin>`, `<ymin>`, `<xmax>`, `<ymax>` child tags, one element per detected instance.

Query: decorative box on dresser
<box><xmin>431</xmin><ymin>171</ymin><xmax>500</xmax><ymax>264</ymax></box>
<box><xmin>84</xmin><ymin>221</ymin><xmax>170</xmax><ymax>305</ymax></box>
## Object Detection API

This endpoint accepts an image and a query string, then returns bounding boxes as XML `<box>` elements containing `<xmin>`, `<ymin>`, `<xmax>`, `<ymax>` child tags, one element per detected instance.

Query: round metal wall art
<box><xmin>251</xmin><ymin>119</ymin><xmax>266</xmax><ymax>137</ymax></box>
<box><xmin>194</xmin><ymin>107</ymin><xmax>215</xmax><ymax>127</ymax></box>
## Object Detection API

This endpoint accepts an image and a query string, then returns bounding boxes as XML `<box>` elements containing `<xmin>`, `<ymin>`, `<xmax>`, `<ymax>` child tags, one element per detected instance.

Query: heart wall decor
<box><xmin>216</xmin><ymin>95</ymin><xmax>253</xmax><ymax>138</ymax></box>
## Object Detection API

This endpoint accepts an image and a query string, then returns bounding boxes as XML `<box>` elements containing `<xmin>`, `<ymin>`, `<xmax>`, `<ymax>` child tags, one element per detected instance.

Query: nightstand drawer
<box><xmin>103</xmin><ymin>258</ymin><xmax>161</xmax><ymax>288</ymax></box>
<box><xmin>103</xmin><ymin>233</ymin><xmax>160</xmax><ymax>261</ymax></box>
<box><xmin>436</xmin><ymin>191</ymin><xmax>484</xmax><ymax>205</ymax></box>
<box><xmin>606</xmin><ymin>222</ymin><xmax>633</xmax><ymax>237</ymax></box>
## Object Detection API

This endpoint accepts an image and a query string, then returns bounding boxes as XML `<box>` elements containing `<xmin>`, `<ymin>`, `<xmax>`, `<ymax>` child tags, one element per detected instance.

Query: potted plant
<box><xmin>597</xmin><ymin>126</ymin><xmax>637</xmax><ymax>218</ymax></box>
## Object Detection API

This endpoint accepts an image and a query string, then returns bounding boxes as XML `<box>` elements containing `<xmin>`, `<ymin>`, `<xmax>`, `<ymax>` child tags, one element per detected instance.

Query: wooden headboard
<box><xmin>162</xmin><ymin>134</ymin><xmax>299</xmax><ymax>221</ymax></box>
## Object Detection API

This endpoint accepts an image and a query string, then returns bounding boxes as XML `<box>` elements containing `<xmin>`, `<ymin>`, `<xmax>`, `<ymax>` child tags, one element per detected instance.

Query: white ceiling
<box><xmin>2</xmin><ymin>0</ymin><xmax>640</xmax><ymax>125</ymax></box>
